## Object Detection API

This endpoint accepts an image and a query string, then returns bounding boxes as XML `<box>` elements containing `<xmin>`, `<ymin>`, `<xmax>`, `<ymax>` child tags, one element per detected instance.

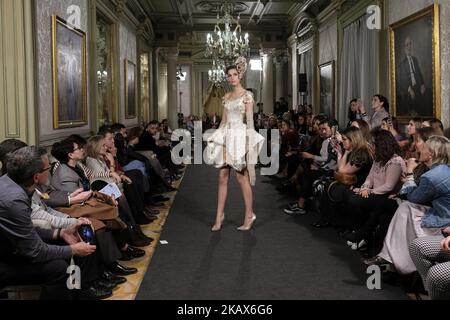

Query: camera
<box><xmin>78</xmin><ymin>224</ymin><xmax>95</xmax><ymax>244</ymax></box>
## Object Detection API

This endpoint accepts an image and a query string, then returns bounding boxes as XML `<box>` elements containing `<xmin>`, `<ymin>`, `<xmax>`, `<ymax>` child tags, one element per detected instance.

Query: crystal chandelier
<box><xmin>208</xmin><ymin>59</ymin><xmax>226</xmax><ymax>85</ymax></box>
<box><xmin>205</xmin><ymin>2</ymin><xmax>250</xmax><ymax>84</ymax></box>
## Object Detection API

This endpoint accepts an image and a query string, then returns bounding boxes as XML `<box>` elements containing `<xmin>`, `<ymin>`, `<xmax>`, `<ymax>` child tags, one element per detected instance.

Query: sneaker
<box><xmin>362</xmin><ymin>255</ymin><xmax>390</xmax><ymax>266</ymax></box>
<box><xmin>288</xmin><ymin>201</ymin><xmax>299</xmax><ymax>209</ymax></box>
<box><xmin>351</xmin><ymin>239</ymin><xmax>366</xmax><ymax>250</ymax></box>
<box><xmin>284</xmin><ymin>203</ymin><xmax>307</xmax><ymax>215</ymax></box>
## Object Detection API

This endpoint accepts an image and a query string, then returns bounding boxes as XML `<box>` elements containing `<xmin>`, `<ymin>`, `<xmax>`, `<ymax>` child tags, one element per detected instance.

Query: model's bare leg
<box><xmin>212</xmin><ymin>167</ymin><xmax>230</xmax><ymax>231</ymax></box>
<box><xmin>236</xmin><ymin>170</ymin><xmax>255</xmax><ymax>231</ymax></box>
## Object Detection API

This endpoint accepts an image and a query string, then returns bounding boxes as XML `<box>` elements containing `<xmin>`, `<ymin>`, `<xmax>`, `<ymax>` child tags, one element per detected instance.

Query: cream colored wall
<box><xmin>35</xmin><ymin>0</ymin><xmax>91</xmax><ymax>145</ymax></box>
<box><xmin>386</xmin><ymin>0</ymin><xmax>450</xmax><ymax>128</ymax></box>
<box><xmin>0</xmin><ymin>0</ymin><xmax>36</xmax><ymax>144</ymax></box>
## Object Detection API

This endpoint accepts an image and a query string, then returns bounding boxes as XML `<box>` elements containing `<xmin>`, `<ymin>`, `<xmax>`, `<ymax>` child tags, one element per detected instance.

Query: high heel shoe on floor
<box><xmin>211</xmin><ymin>213</ymin><xmax>225</xmax><ymax>232</ymax></box>
<box><xmin>237</xmin><ymin>214</ymin><xmax>256</xmax><ymax>231</ymax></box>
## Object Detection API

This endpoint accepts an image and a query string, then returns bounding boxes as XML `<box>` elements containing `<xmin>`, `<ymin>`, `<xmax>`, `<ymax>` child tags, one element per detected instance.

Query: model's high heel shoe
<box><xmin>211</xmin><ymin>213</ymin><xmax>225</xmax><ymax>232</ymax></box>
<box><xmin>237</xmin><ymin>214</ymin><xmax>256</xmax><ymax>231</ymax></box>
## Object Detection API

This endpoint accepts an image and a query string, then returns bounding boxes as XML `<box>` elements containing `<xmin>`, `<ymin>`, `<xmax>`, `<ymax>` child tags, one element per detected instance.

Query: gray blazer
<box><xmin>369</xmin><ymin>108</ymin><xmax>390</xmax><ymax>129</ymax></box>
<box><xmin>50</xmin><ymin>163</ymin><xmax>84</xmax><ymax>194</ymax></box>
<box><xmin>36</xmin><ymin>185</ymin><xmax>70</xmax><ymax>208</ymax></box>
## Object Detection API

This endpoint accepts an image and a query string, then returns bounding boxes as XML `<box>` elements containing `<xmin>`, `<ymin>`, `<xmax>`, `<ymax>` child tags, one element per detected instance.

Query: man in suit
<box><xmin>0</xmin><ymin>147</ymin><xmax>111</xmax><ymax>299</ymax></box>
<box><xmin>397</xmin><ymin>36</ymin><xmax>430</xmax><ymax>117</ymax></box>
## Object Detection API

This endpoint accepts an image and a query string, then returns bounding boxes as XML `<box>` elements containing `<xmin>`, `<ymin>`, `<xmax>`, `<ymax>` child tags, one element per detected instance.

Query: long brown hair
<box><xmin>373</xmin><ymin>130</ymin><xmax>400</xmax><ymax>166</ymax></box>
<box><xmin>352</xmin><ymin>119</ymin><xmax>371</xmax><ymax>142</ymax></box>
<box><xmin>342</xmin><ymin>127</ymin><xmax>373</xmax><ymax>166</ymax></box>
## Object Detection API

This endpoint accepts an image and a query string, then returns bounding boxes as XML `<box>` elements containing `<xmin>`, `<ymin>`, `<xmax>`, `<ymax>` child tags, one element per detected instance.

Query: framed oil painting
<box><xmin>389</xmin><ymin>4</ymin><xmax>440</xmax><ymax>121</ymax></box>
<box><xmin>318</xmin><ymin>61</ymin><xmax>335</xmax><ymax>118</ymax></box>
<box><xmin>125</xmin><ymin>60</ymin><xmax>137</xmax><ymax>119</ymax></box>
<box><xmin>52</xmin><ymin>15</ymin><xmax>87</xmax><ymax>129</ymax></box>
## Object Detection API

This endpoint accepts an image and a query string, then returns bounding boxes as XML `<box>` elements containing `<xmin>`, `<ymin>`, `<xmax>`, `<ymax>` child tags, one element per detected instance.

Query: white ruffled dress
<box><xmin>206</xmin><ymin>91</ymin><xmax>265</xmax><ymax>186</ymax></box>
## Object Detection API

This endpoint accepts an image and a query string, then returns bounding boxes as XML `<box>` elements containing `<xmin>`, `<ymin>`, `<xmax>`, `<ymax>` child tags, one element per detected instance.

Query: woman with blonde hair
<box><xmin>364</xmin><ymin>135</ymin><xmax>450</xmax><ymax>275</ymax></box>
<box><xmin>85</xmin><ymin>136</ymin><xmax>153</xmax><ymax>250</ymax></box>
<box><xmin>314</xmin><ymin>126</ymin><xmax>373</xmax><ymax>229</ymax></box>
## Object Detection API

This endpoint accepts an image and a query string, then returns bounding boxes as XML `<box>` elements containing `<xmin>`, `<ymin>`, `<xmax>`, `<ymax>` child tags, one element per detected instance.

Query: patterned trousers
<box><xmin>409</xmin><ymin>236</ymin><xmax>450</xmax><ymax>300</ymax></box>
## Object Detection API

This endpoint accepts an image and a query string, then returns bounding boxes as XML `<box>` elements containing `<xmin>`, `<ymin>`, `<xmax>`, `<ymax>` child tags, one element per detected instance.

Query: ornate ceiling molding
<box><xmin>195</xmin><ymin>1</ymin><xmax>249</xmax><ymax>15</ymax></box>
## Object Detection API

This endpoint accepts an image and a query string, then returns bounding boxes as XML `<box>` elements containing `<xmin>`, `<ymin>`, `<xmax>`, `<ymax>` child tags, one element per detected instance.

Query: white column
<box><xmin>275</xmin><ymin>50</ymin><xmax>288</xmax><ymax>102</ymax></box>
<box><xmin>164</xmin><ymin>48</ymin><xmax>179</xmax><ymax>130</ymax></box>
<box><xmin>157</xmin><ymin>63</ymin><xmax>168</xmax><ymax>121</ymax></box>
<box><xmin>288</xmin><ymin>35</ymin><xmax>298</xmax><ymax>111</ymax></box>
<box><xmin>261</xmin><ymin>48</ymin><xmax>275</xmax><ymax>115</ymax></box>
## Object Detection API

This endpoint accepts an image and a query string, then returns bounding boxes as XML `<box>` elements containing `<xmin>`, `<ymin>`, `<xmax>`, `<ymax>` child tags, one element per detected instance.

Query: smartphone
<box><xmin>78</xmin><ymin>224</ymin><xmax>95</xmax><ymax>244</ymax></box>
<box><xmin>387</xmin><ymin>116</ymin><xmax>393</xmax><ymax>127</ymax></box>
<box><xmin>332</xmin><ymin>125</ymin><xmax>338</xmax><ymax>136</ymax></box>
<box><xmin>81</xmin><ymin>180</ymin><xmax>90</xmax><ymax>192</ymax></box>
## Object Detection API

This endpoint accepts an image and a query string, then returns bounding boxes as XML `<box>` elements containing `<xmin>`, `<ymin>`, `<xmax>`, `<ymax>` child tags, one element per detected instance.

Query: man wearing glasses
<box><xmin>0</xmin><ymin>146</ymin><xmax>111</xmax><ymax>299</ymax></box>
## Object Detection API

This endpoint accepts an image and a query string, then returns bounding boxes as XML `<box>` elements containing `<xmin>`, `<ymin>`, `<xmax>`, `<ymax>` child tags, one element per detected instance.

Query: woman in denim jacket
<box><xmin>364</xmin><ymin>135</ymin><xmax>450</xmax><ymax>274</ymax></box>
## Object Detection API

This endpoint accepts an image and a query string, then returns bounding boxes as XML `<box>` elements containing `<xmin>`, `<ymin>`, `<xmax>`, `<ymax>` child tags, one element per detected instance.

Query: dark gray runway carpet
<box><xmin>137</xmin><ymin>165</ymin><xmax>407</xmax><ymax>300</ymax></box>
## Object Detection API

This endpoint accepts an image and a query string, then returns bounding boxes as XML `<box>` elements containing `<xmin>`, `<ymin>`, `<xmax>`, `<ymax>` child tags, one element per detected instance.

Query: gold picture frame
<box><xmin>125</xmin><ymin>59</ymin><xmax>137</xmax><ymax>119</ymax></box>
<box><xmin>389</xmin><ymin>4</ymin><xmax>440</xmax><ymax>121</ymax></box>
<box><xmin>52</xmin><ymin>15</ymin><xmax>87</xmax><ymax>129</ymax></box>
<box><xmin>317</xmin><ymin>61</ymin><xmax>335</xmax><ymax>118</ymax></box>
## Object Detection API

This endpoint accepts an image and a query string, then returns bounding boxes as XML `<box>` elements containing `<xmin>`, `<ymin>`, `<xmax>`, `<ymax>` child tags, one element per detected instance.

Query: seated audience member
<box><xmin>410</xmin><ymin>234</ymin><xmax>450</xmax><ymax>300</ymax></box>
<box><xmin>50</xmin><ymin>139</ymin><xmax>143</xmax><ymax>271</ymax></box>
<box><xmin>350</xmin><ymin>119</ymin><xmax>372</xmax><ymax>143</ymax></box>
<box><xmin>1</xmin><ymin>139</ymin><xmax>91</xmax><ymax>229</ymax></box>
<box><xmin>277</xmin><ymin>115</ymin><xmax>326</xmax><ymax>192</ymax></box>
<box><xmin>161</xmin><ymin>119</ymin><xmax>173</xmax><ymax>135</ymax></box>
<box><xmin>381</xmin><ymin>116</ymin><xmax>408</xmax><ymax>148</ymax></box>
<box><xmin>368</xmin><ymin>94</ymin><xmax>390</xmax><ymax>129</ymax></box>
<box><xmin>403</xmin><ymin>118</ymin><xmax>423</xmax><ymax>159</ymax></box>
<box><xmin>296</xmin><ymin>114</ymin><xmax>309</xmax><ymax>136</ymax></box>
<box><xmin>0</xmin><ymin>139</ymin><xmax>27</xmax><ymax>175</ymax></box>
<box><xmin>85</xmin><ymin>135</ymin><xmax>156</xmax><ymax>231</ymax></box>
<box><xmin>284</xmin><ymin>119</ymin><xmax>338</xmax><ymax>215</ymax></box>
<box><xmin>278</xmin><ymin>120</ymin><xmax>300</xmax><ymax>178</ymax></box>
<box><xmin>136</xmin><ymin>121</ymin><xmax>180</xmax><ymax>178</ymax></box>
<box><xmin>0</xmin><ymin>146</ymin><xmax>111</xmax><ymax>300</ymax></box>
<box><xmin>347</xmin><ymin>99</ymin><xmax>369</xmax><ymax>128</ymax></box>
<box><xmin>344</xmin><ymin>130</ymin><xmax>405</xmax><ymax>245</ymax></box>
<box><xmin>129</xmin><ymin>126</ymin><xmax>177</xmax><ymax>191</ymax></box>
<box><xmin>313</xmin><ymin>127</ymin><xmax>373</xmax><ymax>228</ymax></box>
<box><xmin>100</xmin><ymin>129</ymin><xmax>167</xmax><ymax>208</ymax></box>
<box><xmin>404</xmin><ymin>127</ymin><xmax>445</xmax><ymax>186</ymax></box>
<box><xmin>364</xmin><ymin>136</ymin><xmax>450</xmax><ymax>275</ymax></box>
<box><xmin>422</xmin><ymin>118</ymin><xmax>444</xmax><ymax>135</ymax></box>
<box><xmin>111</xmin><ymin>123</ymin><xmax>148</xmax><ymax>179</ymax></box>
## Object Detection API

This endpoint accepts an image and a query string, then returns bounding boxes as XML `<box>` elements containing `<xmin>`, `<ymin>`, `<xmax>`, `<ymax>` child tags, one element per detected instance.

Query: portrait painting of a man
<box><xmin>390</xmin><ymin>4</ymin><xmax>440</xmax><ymax>120</ymax></box>
<box><xmin>52</xmin><ymin>16</ymin><xmax>87</xmax><ymax>129</ymax></box>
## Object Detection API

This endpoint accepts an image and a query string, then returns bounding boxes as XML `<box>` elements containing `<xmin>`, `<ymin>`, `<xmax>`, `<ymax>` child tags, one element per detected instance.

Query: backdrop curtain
<box><xmin>339</xmin><ymin>15</ymin><xmax>379</xmax><ymax>127</ymax></box>
<box><xmin>299</xmin><ymin>50</ymin><xmax>313</xmax><ymax>106</ymax></box>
